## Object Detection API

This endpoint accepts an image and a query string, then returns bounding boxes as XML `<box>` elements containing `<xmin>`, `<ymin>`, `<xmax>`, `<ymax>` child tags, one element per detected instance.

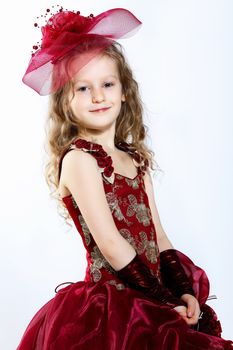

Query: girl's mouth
<box><xmin>90</xmin><ymin>107</ymin><xmax>111</xmax><ymax>112</ymax></box>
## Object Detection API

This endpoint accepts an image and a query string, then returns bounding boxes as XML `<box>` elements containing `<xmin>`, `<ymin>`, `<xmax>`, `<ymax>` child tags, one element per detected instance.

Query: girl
<box><xmin>17</xmin><ymin>7</ymin><xmax>232</xmax><ymax>350</ymax></box>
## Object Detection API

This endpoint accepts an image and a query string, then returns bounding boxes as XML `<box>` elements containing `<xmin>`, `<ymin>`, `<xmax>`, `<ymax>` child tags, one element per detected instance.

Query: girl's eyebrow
<box><xmin>74</xmin><ymin>75</ymin><xmax>118</xmax><ymax>83</ymax></box>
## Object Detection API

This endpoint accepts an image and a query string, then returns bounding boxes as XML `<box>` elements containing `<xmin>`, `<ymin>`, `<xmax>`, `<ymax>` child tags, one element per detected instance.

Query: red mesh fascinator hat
<box><xmin>22</xmin><ymin>7</ymin><xmax>142</xmax><ymax>95</ymax></box>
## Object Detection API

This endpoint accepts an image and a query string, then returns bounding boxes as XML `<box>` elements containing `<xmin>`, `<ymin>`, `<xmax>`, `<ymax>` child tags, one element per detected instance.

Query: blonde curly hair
<box><xmin>44</xmin><ymin>40</ymin><xmax>162</xmax><ymax>227</ymax></box>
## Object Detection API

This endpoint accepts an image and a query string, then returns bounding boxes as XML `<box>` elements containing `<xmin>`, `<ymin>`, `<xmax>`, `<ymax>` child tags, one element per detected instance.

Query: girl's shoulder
<box><xmin>58</xmin><ymin>138</ymin><xmax>113</xmax><ymax>186</ymax></box>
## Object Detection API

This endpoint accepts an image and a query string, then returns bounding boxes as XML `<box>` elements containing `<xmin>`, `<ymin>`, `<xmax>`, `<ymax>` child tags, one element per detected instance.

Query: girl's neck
<box><xmin>77</xmin><ymin>134</ymin><xmax>118</xmax><ymax>153</ymax></box>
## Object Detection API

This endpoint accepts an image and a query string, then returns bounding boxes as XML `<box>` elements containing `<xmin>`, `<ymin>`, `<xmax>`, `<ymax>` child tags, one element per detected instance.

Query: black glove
<box><xmin>116</xmin><ymin>253</ymin><xmax>186</xmax><ymax>308</ymax></box>
<box><xmin>159</xmin><ymin>249</ymin><xmax>195</xmax><ymax>298</ymax></box>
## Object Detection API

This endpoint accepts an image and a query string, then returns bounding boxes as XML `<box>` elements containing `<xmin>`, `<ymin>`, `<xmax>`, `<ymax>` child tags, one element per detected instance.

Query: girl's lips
<box><xmin>90</xmin><ymin>107</ymin><xmax>111</xmax><ymax>112</ymax></box>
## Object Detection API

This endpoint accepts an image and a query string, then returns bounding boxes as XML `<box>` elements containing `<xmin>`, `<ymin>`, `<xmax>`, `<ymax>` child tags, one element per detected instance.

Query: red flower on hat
<box><xmin>41</xmin><ymin>11</ymin><xmax>93</xmax><ymax>49</ymax></box>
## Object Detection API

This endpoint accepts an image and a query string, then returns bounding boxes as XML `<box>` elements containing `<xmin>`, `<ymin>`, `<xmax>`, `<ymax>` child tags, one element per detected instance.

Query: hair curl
<box><xmin>44</xmin><ymin>40</ymin><xmax>162</xmax><ymax>229</ymax></box>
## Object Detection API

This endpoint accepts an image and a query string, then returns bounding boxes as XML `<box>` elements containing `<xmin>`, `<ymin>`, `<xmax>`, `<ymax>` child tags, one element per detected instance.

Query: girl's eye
<box><xmin>77</xmin><ymin>82</ymin><xmax>114</xmax><ymax>92</ymax></box>
<box><xmin>77</xmin><ymin>86</ymin><xmax>89</xmax><ymax>92</ymax></box>
<box><xmin>104</xmin><ymin>82</ymin><xmax>114</xmax><ymax>88</ymax></box>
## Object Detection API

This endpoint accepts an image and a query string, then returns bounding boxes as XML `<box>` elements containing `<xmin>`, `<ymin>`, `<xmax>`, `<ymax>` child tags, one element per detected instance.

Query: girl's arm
<box><xmin>142</xmin><ymin>168</ymin><xmax>174</xmax><ymax>252</ymax></box>
<box><xmin>61</xmin><ymin>149</ymin><xmax>137</xmax><ymax>271</ymax></box>
<box><xmin>143</xmin><ymin>169</ymin><xmax>201</xmax><ymax>323</ymax></box>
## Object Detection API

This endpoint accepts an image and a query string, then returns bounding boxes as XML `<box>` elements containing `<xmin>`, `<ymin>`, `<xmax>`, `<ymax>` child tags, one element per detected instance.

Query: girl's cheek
<box><xmin>73</xmin><ymin>94</ymin><xmax>87</xmax><ymax>106</ymax></box>
<box><xmin>77</xmin><ymin>92</ymin><xmax>91</xmax><ymax>101</ymax></box>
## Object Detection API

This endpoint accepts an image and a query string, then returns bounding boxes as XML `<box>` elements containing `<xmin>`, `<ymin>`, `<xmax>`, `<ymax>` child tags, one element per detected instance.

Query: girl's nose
<box><xmin>92</xmin><ymin>88</ymin><xmax>105</xmax><ymax>103</ymax></box>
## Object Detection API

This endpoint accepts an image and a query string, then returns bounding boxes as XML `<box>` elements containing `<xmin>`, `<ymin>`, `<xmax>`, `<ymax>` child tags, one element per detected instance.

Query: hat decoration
<box><xmin>22</xmin><ymin>6</ymin><xmax>142</xmax><ymax>95</ymax></box>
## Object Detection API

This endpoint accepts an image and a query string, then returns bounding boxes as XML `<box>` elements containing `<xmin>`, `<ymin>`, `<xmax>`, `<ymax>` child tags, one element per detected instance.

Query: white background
<box><xmin>0</xmin><ymin>1</ymin><xmax>232</xmax><ymax>348</ymax></box>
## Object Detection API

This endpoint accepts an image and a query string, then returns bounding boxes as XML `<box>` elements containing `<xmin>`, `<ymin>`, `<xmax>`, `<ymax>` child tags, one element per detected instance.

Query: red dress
<box><xmin>17</xmin><ymin>138</ymin><xmax>233</xmax><ymax>349</ymax></box>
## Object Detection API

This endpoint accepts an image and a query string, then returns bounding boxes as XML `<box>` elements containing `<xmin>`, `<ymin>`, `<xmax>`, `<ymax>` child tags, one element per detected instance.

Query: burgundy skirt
<box><xmin>16</xmin><ymin>251</ymin><xmax>233</xmax><ymax>349</ymax></box>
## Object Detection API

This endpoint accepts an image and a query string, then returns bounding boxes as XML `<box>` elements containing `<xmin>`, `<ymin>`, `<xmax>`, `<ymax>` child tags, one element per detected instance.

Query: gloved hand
<box><xmin>116</xmin><ymin>253</ymin><xmax>186</xmax><ymax>308</ymax></box>
<box><xmin>159</xmin><ymin>249</ymin><xmax>195</xmax><ymax>298</ymax></box>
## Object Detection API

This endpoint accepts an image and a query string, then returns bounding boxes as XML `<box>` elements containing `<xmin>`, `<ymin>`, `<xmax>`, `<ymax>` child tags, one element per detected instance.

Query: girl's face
<box><xmin>69</xmin><ymin>54</ymin><xmax>125</xmax><ymax>132</ymax></box>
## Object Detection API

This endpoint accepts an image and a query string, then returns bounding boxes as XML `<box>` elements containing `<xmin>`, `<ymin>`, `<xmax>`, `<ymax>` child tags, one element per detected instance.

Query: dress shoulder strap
<box><xmin>59</xmin><ymin>138</ymin><xmax>115</xmax><ymax>184</ymax></box>
<box><xmin>58</xmin><ymin>138</ymin><xmax>149</xmax><ymax>184</ymax></box>
<box><xmin>116</xmin><ymin>141</ymin><xmax>149</xmax><ymax>174</ymax></box>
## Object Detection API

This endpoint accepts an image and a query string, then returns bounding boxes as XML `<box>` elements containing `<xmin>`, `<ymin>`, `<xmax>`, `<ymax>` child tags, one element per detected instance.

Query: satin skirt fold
<box><xmin>17</xmin><ymin>280</ymin><xmax>232</xmax><ymax>350</ymax></box>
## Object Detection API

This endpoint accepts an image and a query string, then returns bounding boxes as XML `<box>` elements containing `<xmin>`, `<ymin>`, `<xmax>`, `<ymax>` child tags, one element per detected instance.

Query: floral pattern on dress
<box><xmin>126</xmin><ymin>193</ymin><xmax>152</xmax><ymax>227</ymax></box>
<box><xmin>90</xmin><ymin>245</ymin><xmax>117</xmax><ymax>282</ymax></box>
<box><xmin>78</xmin><ymin>214</ymin><xmax>92</xmax><ymax>246</ymax></box>
<box><xmin>137</xmin><ymin>231</ymin><xmax>159</xmax><ymax>264</ymax></box>
<box><xmin>106</xmin><ymin>279</ymin><xmax>125</xmax><ymax>290</ymax></box>
<box><xmin>119</xmin><ymin>227</ymin><xmax>159</xmax><ymax>266</ymax></box>
<box><xmin>105</xmin><ymin>191</ymin><xmax>134</xmax><ymax>226</ymax></box>
<box><xmin>71</xmin><ymin>196</ymin><xmax>78</xmax><ymax>209</ymax></box>
<box><xmin>105</xmin><ymin>191</ymin><xmax>125</xmax><ymax>221</ymax></box>
<box><xmin>125</xmin><ymin>176</ymin><xmax>141</xmax><ymax>189</ymax></box>
<box><xmin>119</xmin><ymin>228</ymin><xmax>138</xmax><ymax>251</ymax></box>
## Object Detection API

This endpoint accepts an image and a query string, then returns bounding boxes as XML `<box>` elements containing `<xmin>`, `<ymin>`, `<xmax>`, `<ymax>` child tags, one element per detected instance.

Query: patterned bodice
<box><xmin>60</xmin><ymin>138</ymin><xmax>161</xmax><ymax>289</ymax></box>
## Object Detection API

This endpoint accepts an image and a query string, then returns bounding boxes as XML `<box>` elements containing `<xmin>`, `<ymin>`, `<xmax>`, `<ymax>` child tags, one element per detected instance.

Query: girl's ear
<box><xmin>121</xmin><ymin>93</ymin><xmax>126</xmax><ymax>102</ymax></box>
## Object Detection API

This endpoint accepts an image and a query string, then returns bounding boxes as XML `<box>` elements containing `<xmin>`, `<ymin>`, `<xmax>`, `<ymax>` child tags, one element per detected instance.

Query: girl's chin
<box><xmin>84</xmin><ymin>116</ymin><xmax>118</xmax><ymax>125</ymax></box>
